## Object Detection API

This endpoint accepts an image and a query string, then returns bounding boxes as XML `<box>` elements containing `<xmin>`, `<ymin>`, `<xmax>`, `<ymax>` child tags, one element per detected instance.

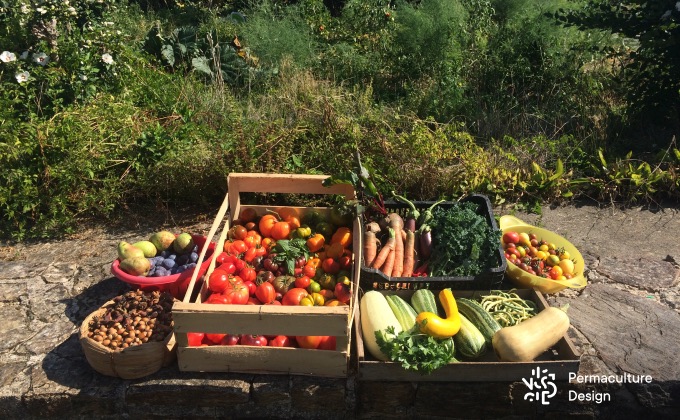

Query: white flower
<box><xmin>20</xmin><ymin>51</ymin><xmax>29</xmax><ymax>60</ymax></box>
<box><xmin>33</xmin><ymin>52</ymin><xmax>49</xmax><ymax>66</ymax></box>
<box><xmin>20</xmin><ymin>4</ymin><xmax>30</xmax><ymax>14</ymax></box>
<box><xmin>79</xmin><ymin>74</ymin><xmax>88</xmax><ymax>81</ymax></box>
<box><xmin>36</xmin><ymin>7</ymin><xmax>47</xmax><ymax>15</ymax></box>
<box><xmin>1</xmin><ymin>51</ymin><xmax>16</xmax><ymax>63</ymax></box>
<box><xmin>68</xmin><ymin>6</ymin><xmax>76</xmax><ymax>15</ymax></box>
<box><xmin>101</xmin><ymin>53</ymin><xmax>114</xmax><ymax>64</ymax></box>
<box><xmin>15</xmin><ymin>71</ymin><xmax>30</xmax><ymax>83</ymax></box>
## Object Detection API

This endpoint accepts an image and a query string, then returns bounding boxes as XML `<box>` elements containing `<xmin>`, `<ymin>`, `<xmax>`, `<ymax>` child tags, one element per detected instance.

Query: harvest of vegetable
<box><xmin>361</xmin><ymin>288</ymin><xmax>570</xmax><ymax>373</ymax></box>
<box><xmin>363</xmin><ymin>195</ymin><xmax>501</xmax><ymax>280</ymax></box>
<box><xmin>480</xmin><ymin>290</ymin><xmax>537</xmax><ymax>327</ymax></box>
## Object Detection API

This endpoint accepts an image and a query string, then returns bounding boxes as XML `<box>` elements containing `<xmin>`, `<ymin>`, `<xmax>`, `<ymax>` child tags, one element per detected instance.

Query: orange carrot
<box><xmin>392</xmin><ymin>226</ymin><xmax>404</xmax><ymax>277</ymax></box>
<box><xmin>402</xmin><ymin>230</ymin><xmax>416</xmax><ymax>277</ymax></box>
<box><xmin>370</xmin><ymin>228</ymin><xmax>395</xmax><ymax>270</ymax></box>
<box><xmin>364</xmin><ymin>231</ymin><xmax>378</xmax><ymax>266</ymax></box>
<box><xmin>381</xmin><ymin>247</ymin><xmax>396</xmax><ymax>277</ymax></box>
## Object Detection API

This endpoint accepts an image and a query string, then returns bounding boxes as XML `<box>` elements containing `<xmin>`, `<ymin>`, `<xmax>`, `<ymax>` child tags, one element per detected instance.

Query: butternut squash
<box><xmin>492</xmin><ymin>305</ymin><xmax>570</xmax><ymax>362</ymax></box>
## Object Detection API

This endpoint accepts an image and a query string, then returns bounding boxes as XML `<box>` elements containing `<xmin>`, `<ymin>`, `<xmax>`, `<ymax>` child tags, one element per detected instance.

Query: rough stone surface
<box><xmin>1</xmin><ymin>203</ymin><xmax>680</xmax><ymax>418</ymax></box>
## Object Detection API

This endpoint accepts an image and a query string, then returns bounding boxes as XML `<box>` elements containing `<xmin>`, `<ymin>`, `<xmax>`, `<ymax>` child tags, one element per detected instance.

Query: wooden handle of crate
<box><xmin>227</xmin><ymin>173</ymin><xmax>356</xmax><ymax>221</ymax></box>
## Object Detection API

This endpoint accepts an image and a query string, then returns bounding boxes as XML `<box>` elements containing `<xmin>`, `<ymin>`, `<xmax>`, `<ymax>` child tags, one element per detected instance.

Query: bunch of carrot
<box><xmin>363</xmin><ymin>196</ymin><xmax>444</xmax><ymax>278</ymax></box>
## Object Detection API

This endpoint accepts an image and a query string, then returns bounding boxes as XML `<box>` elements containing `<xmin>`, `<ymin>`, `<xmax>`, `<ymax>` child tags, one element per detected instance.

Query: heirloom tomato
<box><xmin>295</xmin><ymin>336</ymin><xmax>322</xmax><ymax>349</ymax></box>
<box><xmin>255</xmin><ymin>282</ymin><xmax>276</xmax><ymax>304</ymax></box>
<box><xmin>281</xmin><ymin>288</ymin><xmax>308</xmax><ymax>306</ymax></box>
<box><xmin>241</xmin><ymin>335</ymin><xmax>268</xmax><ymax>347</ymax></box>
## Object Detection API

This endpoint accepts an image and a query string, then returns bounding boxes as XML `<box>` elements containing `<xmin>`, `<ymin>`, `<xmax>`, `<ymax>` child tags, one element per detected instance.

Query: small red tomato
<box><xmin>294</xmin><ymin>275</ymin><xmax>312</xmax><ymax>289</ymax></box>
<box><xmin>334</xmin><ymin>282</ymin><xmax>352</xmax><ymax>304</ymax></box>
<box><xmin>502</xmin><ymin>231</ymin><xmax>520</xmax><ymax>244</ymax></box>
<box><xmin>302</xmin><ymin>264</ymin><xmax>316</xmax><ymax>278</ymax></box>
<box><xmin>318</xmin><ymin>336</ymin><xmax>336</xmax><ymax>351</ymax></box>
<box><xmin>321</xmin><ymin>258</ymin><xmax>340</xmax><ymax>274</ymax></box>
<box><xmin>187</xmin><ymin>332</ymin><xmax>205</xmax><ymax>347</ymax></box>
<box><xmin>205</xmin><ymin>333</ymin><xmax>226</xmax><ymax>345</ymax></box>
<box><xmin>241</xmin><ymin>334</ymin><xmax>268</xmax><ymax>347</ymax></box>
<box><xmin>255</xmin><ymin>281</ymin><xmax>276</xmax><ymax>304</ymax></box>
<box><xmin>268</xmin><ymin>335</ymin><xmax>293</xmax><ymax>347</ymax></box>
<box><xmin>205</xmin><ymin>293</ymin><xmax>229</xmax><ymax>304</ymax></box>
<box><xmin>243</xmin><ymin>280</ymin><xmax>257</xmax><ymax>296</ymax></box>
<box><xmin>338</xmin><ymin>254</ymin><xmax>352</xmax><ymax>271</ymax></box>
<box><xmin>220</xmin><ymin>334</ymin><xmax>240</xmax><ymax>346</ymax></box>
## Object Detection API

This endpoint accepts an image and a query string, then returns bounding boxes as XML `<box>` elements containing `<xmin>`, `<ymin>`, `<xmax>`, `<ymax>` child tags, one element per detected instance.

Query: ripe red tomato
<box><xmin>302</xmin><ymin>264</ymin><xmax>316</xmax><ymax>278</ymax></box>
<box><xmin>220</xmin><ymin>334</ymin><xmax>240</xmax><ymax>345</ymax></box>
<box><xmin>247</xmin><ymin>296</ymin><xmax>262</xmax><ymax>305</ymax></box>
<box><xmin>294</xmin><ymin>275</ymin><xmax>312</xmax><ymax>289</ymax></box>
<box><xmin>205</xmin><ymin>333</ymin><xmax>226</xmax><ymax>345</ymax></box>
<box><xmin>239</xmin><ymin>266</ymin><xmax>257</xmax><ymax>283</ymax></box>
<box><xmin>230</xmin><ymin>225</ymin><xmax>248</xmax><ymax>240</ymax></box>
<box><xmin>205</xmin><ymin>293</ymin><xmax>229</xmax><ymax>304</ymax></box>
<box><xmin>228</xmin><ymin>240</ymin><xmax>248</xmax><ymax>256</ymax></box>
<box><xmin>337</xmin><ymin>254</ymin><xmax>352</xmax><ymax>271</ymax></box>
<box><xmin>318</xmin><ymin>336</ymin><xmax>336</xmax><ymax>351</ymax></box>
<box><xmin>502</xmin><ymin>231</ymin><xmax>520</xmax><ymax>245</ymax></box>
<box><xmin>268</xmin><ymin>335</ymin><xmax>293</xmax><ymax>347</ymax></box>
<box><xmin>243</xmin><ymin>279</ymin><xmax>257</xmax><ymax>296</ymax></box>
<box><xmin>241</xmin><ymin>335</ymin><xmax>268</xmax><ymax>347</ymax></box>
<box><xmin>281</xmin><ymin>288</ymin><xmax>309</xmax><ymax>306</ymax></box>
<box><xmin>208</xmin><ymin>269</ymin><xmax>231</xmax><ymax>294</ymax></box>
<box><xmin>295</xmin><ymin>336</ymin><xmax>323</xmax><ymax>349</ymax></box>
<box><xmin>223</xmin><ymin>276</ymin><xmax>249</xmax><ymax>304</ymax></box>
<box><xmin>334</xmin><ymin>282</ymin><xmax>352</xmax><ymax>304</ymax></box>
<box><xmin>321</xmin><ymin>258</ymin><xmax>340</xmax><ymax>274</ymax></box>
<box><xmin>255</xmin><ymin>281</ymin><xmax>276</xmax><ymax>304</ymax></box>
<box><xmin>270</xmin><ymin>221</ymin><xmax>291</xmax><ymax>240</ymax></box>
<box><xmin>243</xmin><ymin>247</ymin><xmax>258</xmax><ymax>263</ymax></box>
<box><xmin>187</xmin><ymin>332</ymin><xmax>205</xmax><ymax>346</ymax></box>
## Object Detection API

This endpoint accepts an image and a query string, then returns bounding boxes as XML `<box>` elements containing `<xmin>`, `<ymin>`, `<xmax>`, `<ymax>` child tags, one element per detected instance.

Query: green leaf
<box><xmin>191</xmin><ymin>57</ymin><xmax>213</xmax><ymax>76</ymax></box>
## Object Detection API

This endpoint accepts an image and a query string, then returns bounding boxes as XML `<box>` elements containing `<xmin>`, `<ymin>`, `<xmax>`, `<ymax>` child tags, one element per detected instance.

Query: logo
<box><xmin>522</xmin><ymin>367</ymin><xmax>557</xmax><ymax>405</ymax></box>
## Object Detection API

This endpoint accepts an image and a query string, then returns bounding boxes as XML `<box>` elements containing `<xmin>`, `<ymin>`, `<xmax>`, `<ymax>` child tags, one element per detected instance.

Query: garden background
<box><xmin>1</xmin><ymin>0</ymin><xmax>679</xmax><ymax>240</ymax></box>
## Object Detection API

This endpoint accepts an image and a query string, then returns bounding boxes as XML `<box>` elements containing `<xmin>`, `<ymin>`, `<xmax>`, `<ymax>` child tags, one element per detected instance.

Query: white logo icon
<box><xmin>522</xmin><ymin>367</ymin><xmax>557</xmax><ymax>405</ymax></box>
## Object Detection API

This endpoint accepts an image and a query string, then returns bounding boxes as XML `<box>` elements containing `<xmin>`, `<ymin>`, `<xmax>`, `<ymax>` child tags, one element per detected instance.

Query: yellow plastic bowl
<box><xmin>499</xmin><ymin>215</ymin><xmax>587</xmax><ymax>294</ymax></box>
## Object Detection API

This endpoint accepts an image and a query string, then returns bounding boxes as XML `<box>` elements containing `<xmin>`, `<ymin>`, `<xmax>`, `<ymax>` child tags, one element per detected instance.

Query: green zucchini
<box><xmin>453</xmin><ymin>313</ymin><xmax>487</xmax><ymax>359</ymax></box>
<box><xmin>411</xmin><ymin>289</ymin><xmax>438</xmax><ymax>315</ymax></box>
<box><xmin>385</xmin><ymin>294</ymin><xmax>418</xmax><ymax>332</ymax></box>
<box><xmin>456</xmin><ymin>298</ymin><xmax>501</xmax><ymax>345</ymax></box>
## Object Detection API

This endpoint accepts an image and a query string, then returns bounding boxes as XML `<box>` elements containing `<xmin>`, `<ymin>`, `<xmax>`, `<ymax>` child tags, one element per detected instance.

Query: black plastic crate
<box><xmin>359</xmin><ymin>194</ymin><xmax>506</xmax><ymax>291</ymax></box>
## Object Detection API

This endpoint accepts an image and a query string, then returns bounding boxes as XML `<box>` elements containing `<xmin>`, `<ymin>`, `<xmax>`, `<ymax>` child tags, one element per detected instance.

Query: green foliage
<box><xmin>554</xmin><ymin>0</ymin><xmax>680</xmax><ymax>128</ymax></box>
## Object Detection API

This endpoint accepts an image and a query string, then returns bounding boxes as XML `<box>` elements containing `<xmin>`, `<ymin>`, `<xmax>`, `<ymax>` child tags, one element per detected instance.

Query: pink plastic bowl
<box><xmin>111</xmin><ymin>235</ymin><xmax>215</xmax><ymax>299</ymax></box>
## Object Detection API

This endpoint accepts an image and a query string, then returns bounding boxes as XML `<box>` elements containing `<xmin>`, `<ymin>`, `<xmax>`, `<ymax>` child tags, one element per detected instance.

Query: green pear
<box><xmin>173</xmin><ymin>232</ymin><xmax>195</xmax><ymax>255</ymax></box>
<box><xmin>133</xmin><ymin>240</ymin><xmax>158</xmax><ymax>258</ymax></box>
<box><xmin>119</xmin><ymin>257</ymin><xmax>151</xmax><ymax>277</ymax></box>
<box><xmin>117</xmin><ymin>241</ymin><xmax>145</xmax><ymax>261</ymax></box>
<box><xmin>149</xmin><ymin>230</ymin><xmax>176</xmax><ymax>253</ymax></box>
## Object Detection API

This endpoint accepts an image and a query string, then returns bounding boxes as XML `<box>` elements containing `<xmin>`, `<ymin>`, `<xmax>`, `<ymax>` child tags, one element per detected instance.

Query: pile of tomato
<box><xmin>187</xmin><ymin>206</ymin><xmax>354</xmax><ymax>349</ymax></box>
<box><xmin>502</xmin><ymin>231</ymin><xmax>577</xmax><ymax>280</ymax></box>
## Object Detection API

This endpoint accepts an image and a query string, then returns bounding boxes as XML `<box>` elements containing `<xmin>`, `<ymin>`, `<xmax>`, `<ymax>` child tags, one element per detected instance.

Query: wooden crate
<box><xmin>354</xmin><ymin>289</ymin><xmax>581</xmax><ymax>382</ymax></box>
<box><xmin>172</xmin><ymin>173</ymin><xmax>360</xmax><ymax>377</ymax></box>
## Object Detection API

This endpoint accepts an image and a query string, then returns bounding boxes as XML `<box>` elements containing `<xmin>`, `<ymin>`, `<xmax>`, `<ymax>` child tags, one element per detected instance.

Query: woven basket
<box><xmin>79</xmin><ymin>300</ymin><xmax>177</xmax><ymax>379</ymax></box>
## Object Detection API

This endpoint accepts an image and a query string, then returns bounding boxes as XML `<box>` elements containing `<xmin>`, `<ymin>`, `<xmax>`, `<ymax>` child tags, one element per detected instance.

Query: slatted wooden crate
<box><xmin>172</xmin><ymin>173</ymin><xmax>360</xmax><ymax>377</ymax></box>
<box><xmin>354</xmin><ymin>289</ymin><xmax>581</xmax><ymax>381</ymax></box>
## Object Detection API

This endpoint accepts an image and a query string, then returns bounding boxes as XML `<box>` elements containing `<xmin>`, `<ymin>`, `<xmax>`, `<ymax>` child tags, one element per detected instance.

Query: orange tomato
<box><xmin>295</xmin><ymin>336</ymin><xmax>323</xmax><ymax>349</ymax></box>
<box><xmin>306</xmin><ymin>257</ymin><xmax>321</xmax><ymax>269</ymax></box>
<box><xmin>277</xmin><ymin>207</ymin><xmax>301</xmax><ymax>229</ymax></box>
<box><xmin>259</xmin><ymin>214</ymin><xmax>278</xmax><ymax>238</ymax></box>
<box><xmin>306</xmin><ymin>233</ymin><xmax>325</xmax><ymax>253</ymax></box>
<box><xmin>270</xmin><ymin>221</ymin><xmax>292</xmax><ymax>240</ymax></box>
<box><xmin>331</xmin><ymin>227</ymin><xmax>352</xmax><ymax>248</ymax></box>
<box><xmin>325</xmin><ymin>242</ymin><xmax>344</xmax><ymax>259</ymax></box>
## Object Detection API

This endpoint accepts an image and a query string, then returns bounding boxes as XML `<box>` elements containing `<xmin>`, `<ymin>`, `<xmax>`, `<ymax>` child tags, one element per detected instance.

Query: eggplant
<box><xmin>418</xmin><ymin>226</ymin><xmax>433</xmax><ymax>260</ymax></box>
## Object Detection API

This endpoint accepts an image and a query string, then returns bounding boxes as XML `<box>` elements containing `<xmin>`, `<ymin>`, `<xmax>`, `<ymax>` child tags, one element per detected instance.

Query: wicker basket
<box><xmin>79</xmin><ymin>300</ymin><xmax>177</xmax><ymax>379</ymax></box>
